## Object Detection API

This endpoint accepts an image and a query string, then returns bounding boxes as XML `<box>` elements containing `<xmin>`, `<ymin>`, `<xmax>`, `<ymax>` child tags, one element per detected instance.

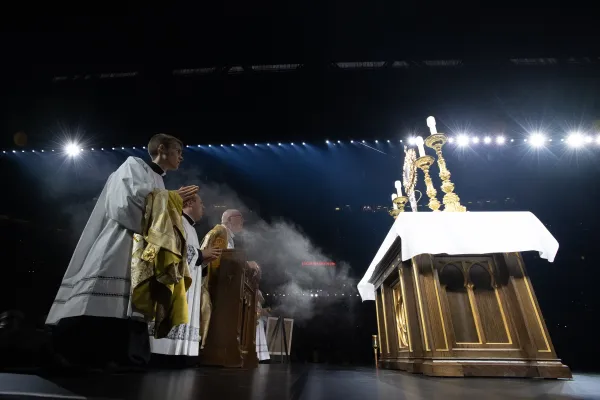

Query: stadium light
<box><xmin>529</xmin><ymin>133</ymin><xmax>546</xmax><ymax>147</ymax></box>
<box><xmin>457</xmin><ymin>135</ymin><xmax>469</xmax><ymax>146</ymax></box>
<box><xmin>65</xmin><ymin>143</ymin><xmax>81</xmax><ymax>157</ymax></box>
<box><xmin>567</xmin><ymin>132</ymin><xmax>584</xmax><ymax>147</ymax></box>
<box><xmin>496</xmin><ymin>136</ymin><xmax>505</xmax><ymax>145</ymax></box>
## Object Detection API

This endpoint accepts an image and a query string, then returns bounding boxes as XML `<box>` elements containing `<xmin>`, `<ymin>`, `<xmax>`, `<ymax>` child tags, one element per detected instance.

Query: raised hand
<box><xmin>177</xmin><ymin>185</ymin><xmax>199</xmax><ymax>203</ymax></box>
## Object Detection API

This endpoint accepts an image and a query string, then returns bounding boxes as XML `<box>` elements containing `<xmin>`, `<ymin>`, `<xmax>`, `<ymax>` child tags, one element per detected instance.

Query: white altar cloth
<box><xmin>357</xmin><ymin>211</ymin><xmax>558</xmax><ymax>301</ymax></box>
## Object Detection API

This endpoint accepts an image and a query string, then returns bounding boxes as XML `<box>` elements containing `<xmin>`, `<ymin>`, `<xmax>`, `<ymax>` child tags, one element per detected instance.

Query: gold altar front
<box><xmin>370</xmin><ymin>239</ymin><xmax>571</xmax><ymax>378</ymax></box>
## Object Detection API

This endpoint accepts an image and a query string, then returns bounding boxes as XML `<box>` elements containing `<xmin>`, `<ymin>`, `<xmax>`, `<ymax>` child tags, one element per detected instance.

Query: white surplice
<box><xmin>46</xmin><ymin>157</ymin><xmax>165</xmax><ymax>325</ymax></box>
<box><xmin>149</xmin><ymin>215</ymin><xmax>202</xmax><ymax>356</ymax></box>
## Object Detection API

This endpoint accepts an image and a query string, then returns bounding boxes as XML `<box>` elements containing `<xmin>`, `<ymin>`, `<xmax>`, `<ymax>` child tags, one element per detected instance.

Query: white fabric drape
<box><xmin>149</xmin><ymin>217</ymin><xmax>202</xmax><ymax>356</ymax></box>
<box><xmin>47</xmin><ymin>157</ymin><xmax>164</xmax><ymax>325</ymax></box>
<box><xmin>357</xmin><ymin>212</ymin><xmax>559</xmax><ymax>301</ymax></box>
<box><xmin>256</xmin><ymin>317</ymin><xmax>270</xmax><ymax>361</ymax></box>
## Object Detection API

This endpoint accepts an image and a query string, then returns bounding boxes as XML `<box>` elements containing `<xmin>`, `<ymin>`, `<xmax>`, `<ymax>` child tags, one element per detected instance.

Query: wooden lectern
<box><xmin>198</xmin><ymin>249</ymin><xmax>259</xmax><ymax>368</ymax></box>
<box><xmin>371</xmin><ymin>239</ymin><xmax>571</xmax><ymax>378</ymax></box>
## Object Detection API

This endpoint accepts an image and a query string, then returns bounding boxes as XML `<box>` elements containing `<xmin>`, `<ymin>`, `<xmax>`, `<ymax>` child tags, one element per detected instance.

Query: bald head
<box><xmin>222</xmin><ymin>209</ymin><xmax>244</xmax><ymax>233</ymax></box>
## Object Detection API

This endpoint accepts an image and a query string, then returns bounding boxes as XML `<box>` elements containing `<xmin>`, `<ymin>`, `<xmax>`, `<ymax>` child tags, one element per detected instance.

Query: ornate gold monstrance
<box><xmin>402</xmin><ymin>147</ymin><xmax>418</xmax><ymax>212</ymax></box>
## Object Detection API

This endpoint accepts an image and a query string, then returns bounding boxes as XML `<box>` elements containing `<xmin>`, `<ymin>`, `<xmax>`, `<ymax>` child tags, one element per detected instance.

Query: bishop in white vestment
<box><xmin>47</xmin><ymin>134</ymin><xmax>198</xmax><ymax>369</ymax></box>
<box><xmin>149</xmin><ymin>194</ymin><xmax>220</xmax><ymax>361</ymax></box>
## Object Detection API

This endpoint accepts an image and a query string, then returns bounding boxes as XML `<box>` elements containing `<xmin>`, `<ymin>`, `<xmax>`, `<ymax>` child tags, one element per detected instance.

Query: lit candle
<box><xmin>415</xmin><ymin>136</ymin><xmax>426</xmax><ymax>158</ymax></box>
<box><xmin>394</xmin><ymin>181</ymin><xmax>403</xmax><ymax>197</ymax></box>
<box><xmin>426</xmin><ymin>116</ymin><xmax>437</xmax><ymax>135</ymax></box>
<box><xmin>391</xmin><ymin>193</ymin><xmax>398</xmax><ymax>210</ymax></box>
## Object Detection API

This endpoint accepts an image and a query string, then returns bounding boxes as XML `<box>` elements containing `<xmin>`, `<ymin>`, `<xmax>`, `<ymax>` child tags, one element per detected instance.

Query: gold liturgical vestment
<box><xmin>131</xmin><ymin>189</ymin><xmax>192</xmax><ymax>339</ymax></box>
<box><xmin>199</xmin><ymin>224</ymin><xmax>229</xmax><ymax>349</ymax></box>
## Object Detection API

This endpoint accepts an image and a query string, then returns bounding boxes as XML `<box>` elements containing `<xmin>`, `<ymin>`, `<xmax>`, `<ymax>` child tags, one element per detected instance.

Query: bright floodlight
<box><xmin>278</xmin><ymin>142</ymin><xmax>282</xmax><ymax>146</ymax></box>
<box><xmin>448</xmin><ymin>137</ymin><xmax>454</xmax><ymax>143</ymax></box>
<box><xmin>567</xmin><ymin>132</ymin><xmax>584</xmax><ymax>147</ymax></box>
<box><xmin>387</xmin><ymin>139</ymin><xmax>390</xmax><ymax>143</ymax></box>
<box><xmin>585</xmin><ymin>136</ymin><xmax>593</xmax><ymax>144</ymax></box>
<box><xmin>483</xmin><ymin>137</ymin><xmax>491</xmax><ymax>144</ymax></box>
<box><xmin>472</xmin><ymin>137</ymin><xmax>480</xmax><ymax>144</ymax></box>
<box><xmin>457</xmin><ymin>135</ymin><xmax>469</xmax><ymax>146</ymax></box>
<box><xmin>408</xmin><ymin>137</ymin><xmax>416</xmax><ymax>145</ymax></box>
<box><xmin>337</xmin><ymin>140</ymin><xmax>341</xmax><ymax>143</ymax></box>
<box><xmin>350</xmin><ymin>140</ymin><xmax>354</xmax><ymax>143</ymax></box>
<box><xmin>65</xmin><ymin>143</ymin><xmax>81</xmax><ymax>157</ymax></box>
<box><xmin>302</xmin><ymin>142</ymin><xmax>306</xmax><ymax>145</ymax></box>
<box><xmin>529</xmin><ymin>133</ymin><xmax>546</xmax><ymax>147</ymax></box>
<box><xmin>375</xmin><ymin>140</ymin><xmax>378</xmax><ymax>143</ymax></box>
<box><xmin>496</xmin><ymin>136</ymin><xmax>505</xmax><ymax>145</ymax></box>
<box><xmin>596</xmin><ymin>135</ymin><xmax>600</xmax><ymax>145</ymax></box>
<box><xmin>325</xmin><ymin>140</ymin><xmax>330</xmax><ymax>144</ymax></box>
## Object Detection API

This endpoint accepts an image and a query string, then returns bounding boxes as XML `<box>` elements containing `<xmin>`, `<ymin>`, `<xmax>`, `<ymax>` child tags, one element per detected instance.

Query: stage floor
<box><xmin>7</xmin><ymin>365</ymin><xmax>600</xmax><ymax>400</ymax></box>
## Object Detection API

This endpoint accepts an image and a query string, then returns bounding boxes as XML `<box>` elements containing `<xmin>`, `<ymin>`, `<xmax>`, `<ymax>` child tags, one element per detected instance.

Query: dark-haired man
<box><xmin>47</xmin><ymin>133</ymin><xmax>198</xmax><ymax>370</ymax></box>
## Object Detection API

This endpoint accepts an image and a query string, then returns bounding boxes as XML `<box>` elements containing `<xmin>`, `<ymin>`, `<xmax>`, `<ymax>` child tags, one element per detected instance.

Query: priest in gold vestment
<box><xmin>198</xmin><ymin>209</ymin><xmax>247</xmax><ymax>349</ymax></box>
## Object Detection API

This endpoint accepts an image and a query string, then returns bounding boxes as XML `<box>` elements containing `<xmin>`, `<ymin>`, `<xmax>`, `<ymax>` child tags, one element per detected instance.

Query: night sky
<box><xmin>1</xmin><ymin>13</ymin><xmax>599</xmax><ymax>369</ymax></box>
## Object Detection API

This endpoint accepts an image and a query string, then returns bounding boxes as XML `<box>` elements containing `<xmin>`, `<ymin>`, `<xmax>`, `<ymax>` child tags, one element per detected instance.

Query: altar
<box><xmin>358</xmin><ymin>117</ymin><xmax>571</xmax><ymax>378</ymax></box>
<box><xmin>359</xmin><ymin>212</ymin><xmax>571</xmax><ymax>378</ymax></box>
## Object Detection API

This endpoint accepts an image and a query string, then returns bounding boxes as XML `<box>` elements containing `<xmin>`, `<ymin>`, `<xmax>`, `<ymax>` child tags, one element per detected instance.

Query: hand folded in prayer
<box><xmin>177</xmin><ymin>185</ymin><xmax>199</xmax><ymax>203</ymax></box>
<box><xmin>202</xmin><ymin>247</ymin><xmax>222</xmax><ymax>262</ymax></box>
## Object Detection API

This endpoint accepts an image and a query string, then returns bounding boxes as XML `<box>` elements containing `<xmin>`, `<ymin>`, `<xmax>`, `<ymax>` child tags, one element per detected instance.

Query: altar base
<box><xmin>370</xmin><ymin>244</ymin><xmax>571</xmax><ymax>379</ymax></box>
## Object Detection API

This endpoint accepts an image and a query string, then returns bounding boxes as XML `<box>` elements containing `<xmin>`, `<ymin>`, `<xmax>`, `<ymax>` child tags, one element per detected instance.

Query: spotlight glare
<box><xmin>221</xmin><ymin>144</ymin><xmax>224</xmax><ymax>147</ymax></box>
<box><xmin>121</xmin><ymin>147</ymin><xmax>125</xmax><ymax>150</ymax></box>
<box><xmin>408</xmin><ymin>137</ymin><xmax>416</xmax><ymax>145</ymax></box>
<box><xmin>267</xmin><ymin>143</ymin><xmax>270</xmax><ymax>146</ymax></box>
<box><xmin>244</xmin><ymin>143</ymin><xmax>247</xmax><ymax>146</ymax></box>
<box><xmin>65</xmin><ymin>143</ymin><xmax>81</xmax><ymax>157</ymax></box>
<box><xmin>198</xmin><ymin>145</ymin><xmax>201</xmax><ymax>147</ymax></box>
<box><xmin>91</xmin><ymin>148</ymin><xmax>94</xmax><ymax>151</ymax></box>
<box><xmin>101</xmin><ymin>148</ymin><xmax>104</xmax><ymax>151</ymax></box>
<box><xmin>375</xmin><ymin>140</ymin><xmax>378</xmax><ymax>143</ymax></box>
<box><xmin>302</xmin><ymin>142</ymin><xmax>306</xmax><ymax>145</ymax></box>
<box><xmin>291</xmin><ymin>142</ymin><xmax>294</xmax><ymax>145</ymax></box>
<box><xmin>596</xmin><ymin>135</ymin><xmax>600</xmax><ymax>144</ymax></box>
<box><xmin>457</xmin><ymin>135</ymin><xmax>469</xmax><ymax>146</ymax></box>
<box><xmin>529</xmin><ymin>133</ymin><xmax>546</xmax><ymax>147</ymax></box>
<box><xmin>132</xmin><ymin>146</ymin><xmax>136</xmax><ymax>149</ymax></box>
<box><xmin>337</xmin><ymin>140</ymin><xmax>341</xmax><ymax>143</ymax></box>
<box><xmin>483</xmin><ymin>136</ymin><xmax>492</xmax><ymax>144</ymax></box>
<box><xmin>567</xmin><ymin>132</ymin><xmax>584</xmax><ymax>147</ymax></box>
<box><xmin>255</xmin><ymin>144</ymin><xmax>258</xmax><ymax>146</ymax></box>
<box><xmin>448</xmin><ymin>137</ymin><xmax>454</xmax><ymax>143</ymax></box>
<box><xmin>231</xmin><ymin>144</ymin><xmax>235</xmax><ymax>146</ymax></box>
<box><xmin>510</xmin><ymin>139</ymin><xmax>514</xmax><ymax>142</ymax></box>
<box><xmin>387</xmin><ymin>139</ymin><xmax>390</xmax><ymax>143</ymax></box>
<box><xmin>32</xmin><ymin>150</ymin><xmax>35</xmax><ymax>152</ymax></box>
<box><xmin>326</xmin><ymin>140</ymin><xmax>330</xmax><ymax>144</ymax></box>
<box><xmin>472</xmin><ymin>137</ymin><xmax>480</xmax><ymax>144</ymax></box>
<box><xmin>585</xmin><ymin>136</ymin><xmax>593</xmax><ymax>144</ymax></box>
<box><xmin>362</xmin><ymin>140</ymin><xmax>365</xmax><ymax>143</ymax></box>
<box><xmin>143</xmin><ymin>146</ymin><xmax>146</xmax><ymax>149</ymax></box>
<box><xmin>350</xmin><ymin>140</ymin><xmax>354</xmax><ymax>143</ymax></box>
<box><xmin>278</xmin><ymin>143</ymin><xmax>282</xmax><ymax>146</ymax></box>
<box><xmin>41</xmin><ymin>150</ymin><xmax>44</xmax><ymax>152</ymax></box>
<box><xmin>496</xmin><ymin>136</ymin><xmax>505</xmax><ymax>145</ymax></box>
<box><xmin>208</xmin><ymin>144</ymin><xmax>212</xmax><ymax>147</ymax></box>
<box><xmin>12</xmin><ymin>150</ymin><xmax>16</xmax><ymax>153</ymax></box>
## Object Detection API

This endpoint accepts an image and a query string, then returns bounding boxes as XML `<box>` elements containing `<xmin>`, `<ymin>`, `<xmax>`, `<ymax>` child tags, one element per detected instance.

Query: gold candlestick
<box><xmin>425</xmin><ymin>134</ymin><xmax>467</xmax><ymax>212</ymax></box>
<box><xmin>415</xmin><ymin>155</ymin><xmax>441</xmax><ymax>212</ymax></box>
<box><xmin>372</xmin><ymin>334</ymin><xmax>379</xmax><ymax>368</ymax></box>
<box><xmin>388</xmin><ymin>208</ymin><xmax>400</xmax><ymax>219</ymax></box>
<box><xmin>393</xmin><ymin>196</ymin><xmax>408</xmax><ymax>212</ymax></box>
